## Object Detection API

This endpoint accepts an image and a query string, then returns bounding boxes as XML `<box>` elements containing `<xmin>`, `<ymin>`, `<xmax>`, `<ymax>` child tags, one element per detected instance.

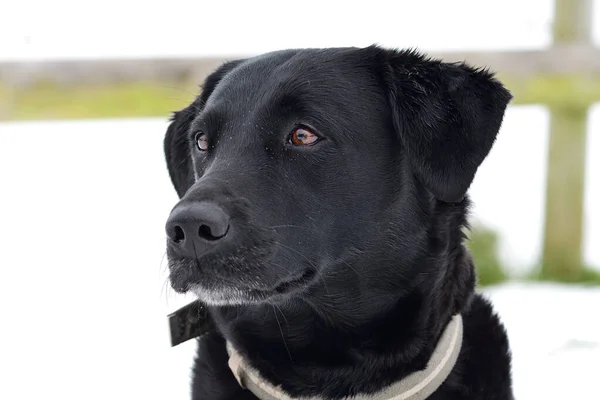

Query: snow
<box><xmin>483</xmin><ymin>284</ymin><xmax>600</xmax><ymax>399</ymax></box>
<box><xmin>0</xmin><ymin>116</ymin><xmax>599</xmax><ymax>399</ymax></box>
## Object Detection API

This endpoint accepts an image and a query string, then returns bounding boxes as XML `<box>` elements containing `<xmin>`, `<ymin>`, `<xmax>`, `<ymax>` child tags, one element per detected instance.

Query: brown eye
<box><xmin>195</xmin><ymin>132</ymin><xmax>209</xmax><ymax>151</ymax></box>
<box><xmin>289</xmin><ymin>127</ymin><xmax>320</xmax><ymax>146</ymax></box>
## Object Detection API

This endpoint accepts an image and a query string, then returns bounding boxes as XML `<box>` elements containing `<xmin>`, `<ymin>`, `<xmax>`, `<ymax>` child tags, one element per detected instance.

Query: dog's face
<box><xmin>164</xmin><ymin>47</ymin><xmax>511</xmax><ymax>306</ymax></box>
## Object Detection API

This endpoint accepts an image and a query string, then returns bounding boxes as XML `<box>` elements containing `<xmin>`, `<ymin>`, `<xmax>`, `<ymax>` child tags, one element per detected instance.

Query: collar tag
<box><xmin>167</xmin><ymin>301</ymin><xmax>214</xmax><ymax>347</ymax></box>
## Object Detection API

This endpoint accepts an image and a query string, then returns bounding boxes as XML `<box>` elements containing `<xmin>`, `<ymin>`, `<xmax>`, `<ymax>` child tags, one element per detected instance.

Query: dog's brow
<box><xmin>265</xmin><ymin>92</ymin><xmax>309</xmax><ymax>120</ymax></box>
<box><xmin>191</xmin><ymin>111</ymin><xmax>226</xmax><ymax>136</ymax></box>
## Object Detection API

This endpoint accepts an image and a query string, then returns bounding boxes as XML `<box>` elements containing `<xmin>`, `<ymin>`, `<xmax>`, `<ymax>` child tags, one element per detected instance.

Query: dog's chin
<box><xmin>188</xmin><ymin>283</ymin><xmax>266</xmax><ymax>306</ymax></box>
<box><xmin>175</xmin><ymin>268</ymin><xmax>319</xmax><ymax>307</ymax></box>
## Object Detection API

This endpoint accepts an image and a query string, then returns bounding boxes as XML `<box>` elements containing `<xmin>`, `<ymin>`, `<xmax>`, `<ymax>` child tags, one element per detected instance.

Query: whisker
<box><xmin>159</xmin><ymin>251</ymin><xmax>169</xmax><ymax>273</ymax></box>
<box><xmin>272</xmin><ymin>305</ymin><xmax>293</xmax><ymax>362</ymax></box>
<box><xmin>161</xmin><ymin>277</ymin><xmax>174</xmax><ymax>305</ymax></box>
<box><xmin>273</xmin><ymin>242</ymin><xmax>318</xmax><ymax>269</ymax></box>
<box><xmin>154</xmin><ymin>84</ymin><xmax>199</xmax><ymax>98</ymax></box>
<box><xmin>320</xmin><ymin>272</ymin><xmax>331</xmax><ymax>297</ymax></box>
<box><xmin>339</xmin><ymin>259</ymin><xmax>363</xmax><ymax>278</ymax></box>
<box><xmin>274</xmin><ymin>304</ymin><xmax>289</xmax><ymax>326</ymax></box>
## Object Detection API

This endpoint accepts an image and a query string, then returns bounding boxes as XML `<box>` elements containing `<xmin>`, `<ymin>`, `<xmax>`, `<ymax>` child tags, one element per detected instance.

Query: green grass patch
<box><xmin>466</xmin><ymin>225</ymin><xmax>509</xmax><ymax>287</ymax></box>
<box><xmin>3</xmin><ymin>72</ymin><xmax>600</xmax><ymax>121</ymax></box>
<box><xmin>528</xmin><ymin>265</ymin><xmax>600</xmax><ymax>285</ymax></box>
<box><xmin>0</xmin><ymin>81</ymin><xmax>198</xmax><ymax>121</ymax></box>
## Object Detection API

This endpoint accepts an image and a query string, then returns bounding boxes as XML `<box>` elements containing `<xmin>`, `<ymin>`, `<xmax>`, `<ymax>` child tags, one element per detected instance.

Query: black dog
<box><xmin>164</xmin><ymin>46</ymin><xmax>513</xmax><ymax>399</ymax></box>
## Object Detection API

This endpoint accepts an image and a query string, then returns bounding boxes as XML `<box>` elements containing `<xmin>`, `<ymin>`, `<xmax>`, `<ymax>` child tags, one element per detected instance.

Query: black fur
<box><xmin>163</xmin><ymin>46</ymin><xmax>513</xmax><ymax>400</ymax></box>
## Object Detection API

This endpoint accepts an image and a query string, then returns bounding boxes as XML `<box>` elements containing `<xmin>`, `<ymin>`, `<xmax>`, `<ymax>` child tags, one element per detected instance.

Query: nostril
<box><xmin>173</xmin><ymin>225</ymin><xmax>185</xmax><ymax>243</ymax></box>
<box><xmin>198</xmin><ymin>224</ymin><xmax>229</xmax><ymax>241</ymax></box>
<box><xmin>198</xmin><ymin>224</ymin><xmax>213</xmax><ymax>240</ymax></box>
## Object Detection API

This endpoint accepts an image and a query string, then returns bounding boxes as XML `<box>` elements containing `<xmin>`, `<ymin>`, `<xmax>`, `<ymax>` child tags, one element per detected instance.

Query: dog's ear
<box><xmin>381</xmin><ymin>48</ymin><xmax>512</xmax><ymax>203</ymax></box>
<box><xmin>164</xmin><ymin>60</ymin><xmax>244</xmax><ymax>198</ymax></box>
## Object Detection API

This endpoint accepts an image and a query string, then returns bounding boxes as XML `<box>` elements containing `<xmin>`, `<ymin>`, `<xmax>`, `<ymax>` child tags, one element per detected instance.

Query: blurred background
<box><xmin>0</xmin><ymin>0</ymin><xmax>599</xmax><ymax>399</ymax></box>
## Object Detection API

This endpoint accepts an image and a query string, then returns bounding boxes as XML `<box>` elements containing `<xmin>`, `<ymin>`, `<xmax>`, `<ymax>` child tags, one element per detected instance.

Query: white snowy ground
<box><xmin>484</xmin><ymin>283</ymin><xmax>600</xmax><ymax>399</ymax></box>
<box><xmin>0</xmin><ymin>117</ymin><xmax>599</xmax><ymax>399</ymax></box>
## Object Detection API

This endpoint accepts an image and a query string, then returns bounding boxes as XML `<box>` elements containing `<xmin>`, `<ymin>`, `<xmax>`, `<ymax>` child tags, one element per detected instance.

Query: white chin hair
<box><xmin>189</xmin><ymin>284</ymin><xmax>253</xmax><ymax>306</ymax></box>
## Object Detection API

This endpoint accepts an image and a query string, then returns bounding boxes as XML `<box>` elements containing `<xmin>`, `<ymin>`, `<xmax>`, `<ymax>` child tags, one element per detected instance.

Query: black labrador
<box><xmin>163</xmin><ymin>46</ymin><xmax>513</xmax><ymax>400</ymax></box>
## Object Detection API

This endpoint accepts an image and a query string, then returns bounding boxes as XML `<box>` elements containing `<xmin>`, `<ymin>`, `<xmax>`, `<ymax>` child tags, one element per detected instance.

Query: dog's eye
<box><xmin>195</xmin><ymin>132</ymin><xmax>209</xmax><ymax>151</ymax></box>
<box><xmin>289</xmin><ymin>127</ymin><xmax>320</xmax><ymax>146</ymax></box>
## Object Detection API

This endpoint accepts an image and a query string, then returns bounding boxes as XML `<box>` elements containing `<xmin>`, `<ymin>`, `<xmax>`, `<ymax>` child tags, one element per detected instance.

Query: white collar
<box><xmin>227</xmin><ymin>314</ymin><xmax>463</xmax><ymax>400</ymax></box>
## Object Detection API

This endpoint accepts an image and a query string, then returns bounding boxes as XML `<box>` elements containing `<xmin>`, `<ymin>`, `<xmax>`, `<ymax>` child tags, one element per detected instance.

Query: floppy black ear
<box><xmin>382</xmin><ymin>49</ymin><xmax>512</xmax><ymax>203</ymax></box>
<box><xmin>164</xmin><ymin>60</ymin><xmax>244</xmax><ymax>198</ymax></box>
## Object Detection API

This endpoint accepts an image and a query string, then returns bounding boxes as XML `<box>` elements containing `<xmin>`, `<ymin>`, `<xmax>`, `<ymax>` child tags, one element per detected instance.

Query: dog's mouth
<box><xmin>170</xmin><ymin>257</ymin><xmax>318</xmax><ymax>306</ymax></box>
<box><xmin>260</xmin><ymin>268</ymin><xmax>317</xmax><ymax>296</ymax></box>
<box><xmin>187</xmin><ymin>269</ymin><xmax>317</xmax><ymax>306</ymax></box>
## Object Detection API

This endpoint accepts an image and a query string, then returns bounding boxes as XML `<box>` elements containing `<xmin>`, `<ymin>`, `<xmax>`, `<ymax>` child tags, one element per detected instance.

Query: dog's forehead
<box><xmin>204</xmin><ymin>48</ymin><xmax>365</xmax><ymax>111</ymax></box>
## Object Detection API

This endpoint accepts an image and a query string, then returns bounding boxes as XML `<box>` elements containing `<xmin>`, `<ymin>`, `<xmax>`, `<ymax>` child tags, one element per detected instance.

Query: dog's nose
<box><xmin>165</xmin><ymin>202</ymin><xmax>231</xmax><ymax>258</ymax></box>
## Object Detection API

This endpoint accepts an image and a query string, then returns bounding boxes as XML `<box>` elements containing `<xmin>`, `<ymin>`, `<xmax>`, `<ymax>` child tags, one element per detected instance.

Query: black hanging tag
<box><xmin>168</xmin><ymin>301</ymin><xmax>214</xmax><ymax>347</ymax></box>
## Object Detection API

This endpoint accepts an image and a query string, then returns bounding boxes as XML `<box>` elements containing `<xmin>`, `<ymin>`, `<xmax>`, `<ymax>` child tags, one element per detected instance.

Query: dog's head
<box><xmin>164</xmin><ymin>46</ymin><xmax>511</xmax><ymax>306</ymax></box>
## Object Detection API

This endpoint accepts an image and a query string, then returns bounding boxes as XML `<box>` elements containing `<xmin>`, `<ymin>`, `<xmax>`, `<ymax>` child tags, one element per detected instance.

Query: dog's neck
<box><xmin>212</xmin><ymin>243</ymin><xmax>475</xmax><ymax>399</ymax></box>
<box><xmin>227</xmin><ymin>314</ymin><xmax>464</xmax><ymax>400</ymax></box>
